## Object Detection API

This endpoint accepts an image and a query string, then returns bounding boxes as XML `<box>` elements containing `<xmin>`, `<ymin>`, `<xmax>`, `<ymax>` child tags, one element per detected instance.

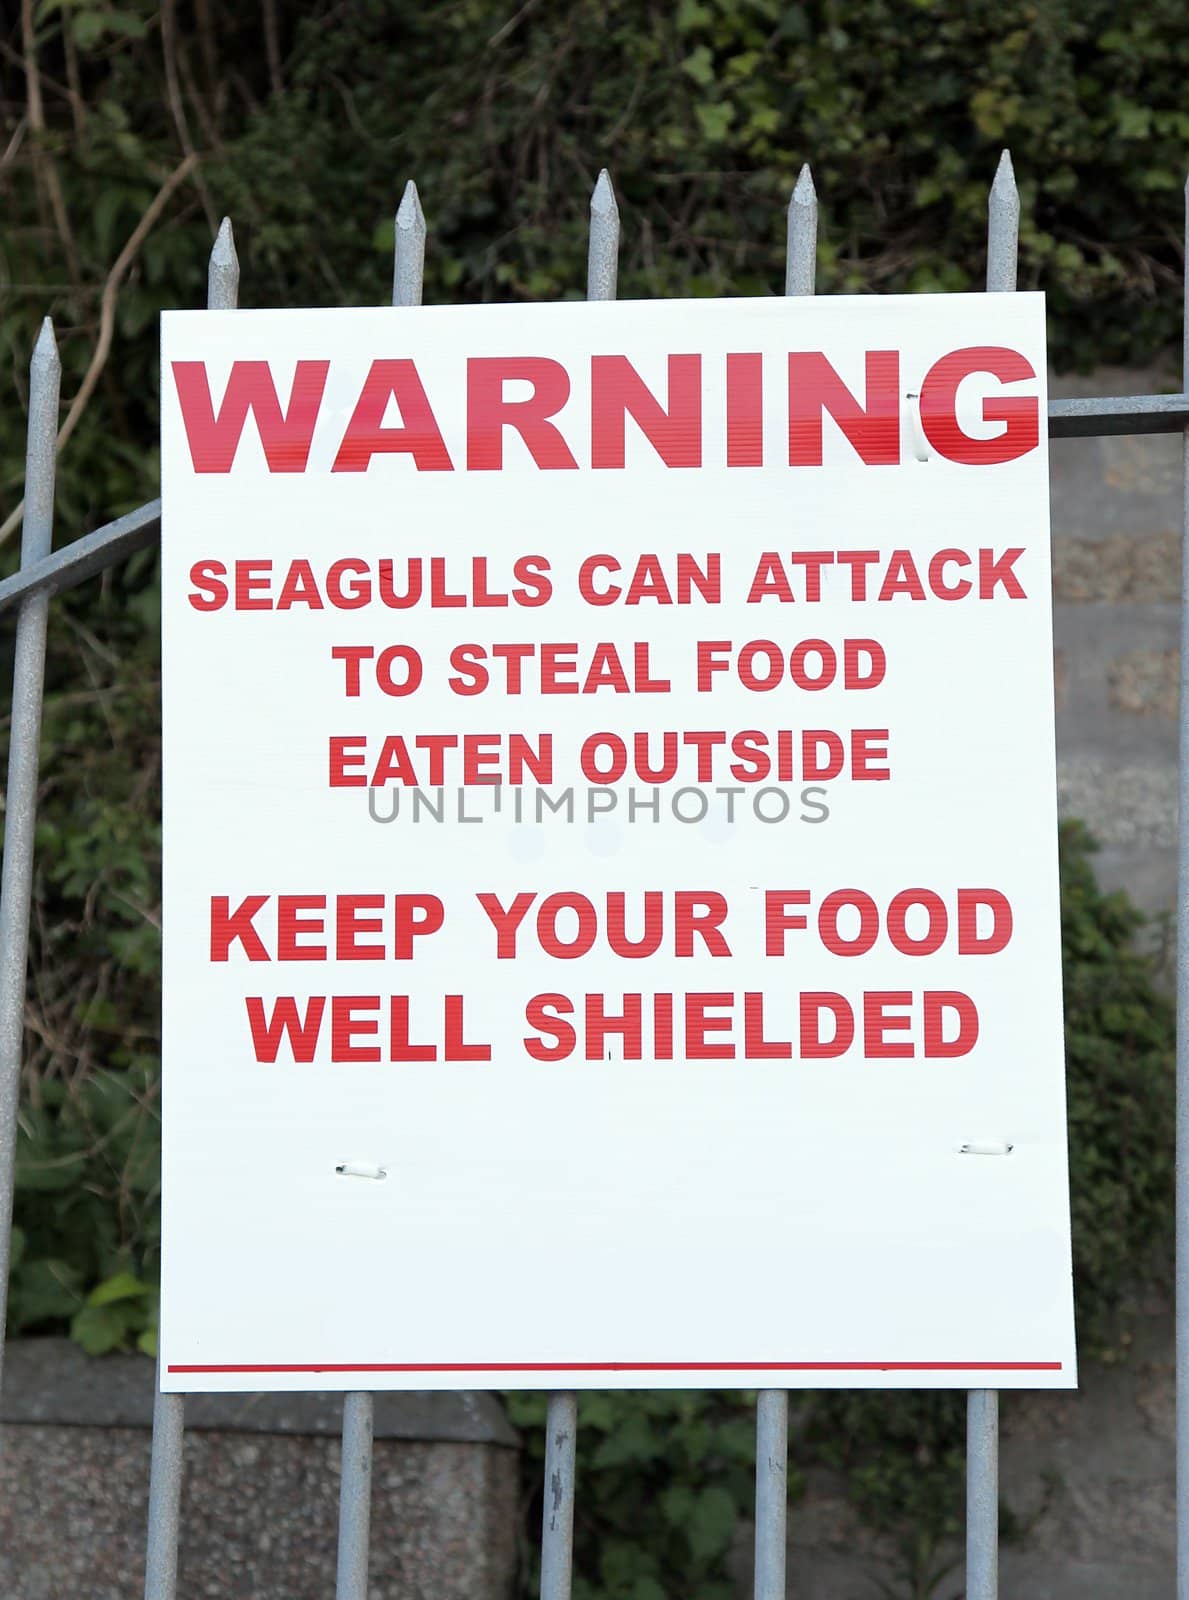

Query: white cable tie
<box><xmin>958</xmin><ymin>1140</ymin><xmax>1014</xmax><ymax>1156</ymax></box>
<box><xmin>335</xmin><ymin>1160</ymin><xmax>387</xmax><ymax>1180</ymax></box>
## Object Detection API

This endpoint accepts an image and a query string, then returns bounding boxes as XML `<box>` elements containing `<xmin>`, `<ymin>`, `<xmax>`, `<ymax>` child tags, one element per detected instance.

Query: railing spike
<box><xmin>396</xmin><ymin>178</ymin><xmax>425</xmax><ymax>235</ymax></box>
<box><xmin>986</xmin><ymin>150</ymin><xmax>1019</xmax><ymax>292</ymax></box>
<box><xmin>23</xmin><ymin>320</ymin><xmax>60</xmax><ymax>570</ymax></box>
<box><xmin>990</xmin><ymin>148</ymin><xmax>1018</xmax><ymax>203</ymax></box>
<box><xmin>792</xmin><ymin>161</ymin><xmax>816</xmax><ymax>206</ymax></box>
<box><xmin>32</xmin><ymin>316</ymin><xmax>59</xmax><ymax>373</ymax></box>
<box><xmin>587</xmin><ymin>168</ymin><xmax>620</xmax><ymax>302</ymax></box>
<box><xmin>0</xmin><ymin>305</ymin><xmax>60</xmax><ymax>1398</ymax></box>
<box><xmin>207</xmin><ymin>218</ymin><xmax>239</xmax><ymax>312</ymax></box>
<box><xmin>394</xmin><ymin>180</ymin><xmax>426</xmax><ymax>308</ymax></box>
<box><xmin>591</xmin><ymin>167</ymin><xmax>618</xmax><ymax>217</ymax></box>
<box><xmin>785</xmin><ymin>162</ymin><xmax>817</xmax><ymax>296</ymax></box>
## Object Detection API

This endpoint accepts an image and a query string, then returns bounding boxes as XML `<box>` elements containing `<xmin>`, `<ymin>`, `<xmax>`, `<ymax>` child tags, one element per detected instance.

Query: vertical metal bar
<box><xmin>324</xmin><ymin>184</ymin><xmax>428</xmax><ymax>1600</ymax></box>
<box><xmin>336</xmin><ymin>1391</ymin><xmax>375</xmax><ymax>1600</ymax></box>
<box><xmin>394</xmin><ymin>180</ymin><xmax>426</xmax><ymax>308</ymax></box>
<box><xmin>754</xmin><ymin>1390</ymin><xmax>789</xmax><ymax>1600</ymax></box>
<box><xmin>323</xmin><ymin>180</ymin><xmax>427</xmax><ymax>1599</ymax></box>
<box><xmin>748</xmin><ymin>160</ymin><xmax>821</xmax><ymax>1600</ymax></box>
<box><xmin>143</xmin><ymin>1368</ymin><xmax>186</xmax><ymax>1600</ymax></box>
<box><xmin>966</xmin><ymin>1389</ymin><xmax>999</xmax><ymax>1600</ymax></box>
<box><xmin>964</xmin><ymin>146</ymin><xmax>1019</xmax><ymax>1600</ymax></box>
<box><xmin>1176</xmin><ymin>170</ymin><xmax>1189</xmax><ymax>1600</ymax></box>
<box><xmin>328</xmin><ymin>178</ymin><xmax>427</xmax><ymax>1599</ymax></box>
<box><xmin>144</xmin><ymin>218</ymin><xmax>241</xmax><ymax>1600</ymax></box>
<box><xmin>536</xmin><ymin>178</ymin><xmax>622</xmax><ymax>1600</ymax></box>
<box><xmin>0</xmin><ymin>318</ymin><xmax>60</xmax><ymax>1390</ymax></box>
<box><xmin>540</xmin><ymin>1390</ymin><xmax>578</xmax><ymax>1600</ymax></box>
<box><xmin>785</xmin><ymin>163</ymin><xmax>817</xmax><ymax>297</ymax></box>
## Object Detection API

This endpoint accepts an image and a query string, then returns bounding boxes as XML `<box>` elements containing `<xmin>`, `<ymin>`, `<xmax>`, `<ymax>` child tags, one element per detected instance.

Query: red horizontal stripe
<box><xmin>168</xmin><ymin>1359</ymin><xmax>1062</xmax><ymax>1374</ymax></box>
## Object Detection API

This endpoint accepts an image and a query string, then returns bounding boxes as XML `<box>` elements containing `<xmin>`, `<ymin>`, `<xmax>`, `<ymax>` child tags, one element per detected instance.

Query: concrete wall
<box><xmin>1051</xmin><ymin>366</ymin><xmax>1182</xmax><ymax>922</ymax></box>
<box><xmin>726</xmin><ymin>1308</ymin><xmax>1174</xmax><ymax>1600</ymax></box>
<box><xmin>4</xmin><ymin>1325</ymin><xmax>1178</xmax><ymax>1600</ymax></box>
<box><xmin>0</xmin><ymin>1341</ymin><xmax>519</xmax><ymax>1600</ymax></box>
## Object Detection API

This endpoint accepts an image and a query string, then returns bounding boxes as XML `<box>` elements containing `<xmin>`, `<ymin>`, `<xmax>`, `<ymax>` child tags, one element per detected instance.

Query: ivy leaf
<box><xmin>71</xmin><ymin>11</ymin><xmax>107</xmax><ymax>49</ymax></box>
<box><xmin>695</xmin><ymin>102</ymin><xmax>735</xmax><ymax>142</ymax></box>
<box><xmin>681</xmin><ymin>47</ymin><xmax>715</xmax><ymax>86</ymax></box>
<box><xmin>71</xmin><ymin>1302</ymin><xmax>136</xmax><ymax>1356</ymax></box>
<box><xmin>675</xmin><ymin>0</ymin><xmax>712</xmax><ymax>30</ymax></box>
<box><xmin>687</xmin><ymin>1486</ymin><xmax>736</xmax><ymax>1562</ymax></box>
<box><xmin>87</xmin><ymin>1270</ymin><xmax>152</xmax><ymax>1307</ymax></box>
<box><xmin>10</xmin><ymin>1259</ymin><xmax>85</xmax><ymax>1328</ymax></box>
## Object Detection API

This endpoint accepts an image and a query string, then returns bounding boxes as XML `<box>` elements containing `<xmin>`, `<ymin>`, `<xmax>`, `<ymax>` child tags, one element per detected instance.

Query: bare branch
<box><xmin>20</xmin><ymin>0</ymin><xmax>82</xmax><ymax>286</ymax></box>
<box><xmin>0</xmin><ymin>153</ymin><xmax>202</xmax><ymax>546</ymax></box>
<box><xmin>161</xmin><ymin>0</ymin><xmax>218</xmax><ymax>231</ymax></box>
<box><xmin>262</xmin><ymin>0</ymin><xmax>284</xmax><ymax>96</ymax></box>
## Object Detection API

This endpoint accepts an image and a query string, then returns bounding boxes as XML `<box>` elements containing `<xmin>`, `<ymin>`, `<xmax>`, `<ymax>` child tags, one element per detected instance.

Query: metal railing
<box><xmin>0</xmin><ymin>148</ymin><xmax>1187</xmax><ymax>1600</ymax></box>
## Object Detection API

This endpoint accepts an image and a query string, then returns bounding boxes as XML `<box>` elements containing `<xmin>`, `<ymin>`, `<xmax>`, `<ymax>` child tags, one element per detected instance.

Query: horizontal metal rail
<box><xmin>0</xmin><ymin>498</ymin><xmax>159</xmax><ymax>615</ymax></box>
<box><xmin>0</xmin><ymin>391</ymin><xmax>1184</xmax><ymax>621</ymax></box>
<box><xmin>1049</xmin><ymin>391</ymin><xmax>1189</xmax><ymax>437</ymax></box>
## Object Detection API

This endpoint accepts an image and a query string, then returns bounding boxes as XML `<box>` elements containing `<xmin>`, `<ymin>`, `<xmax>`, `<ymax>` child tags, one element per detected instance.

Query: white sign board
<box><xmin>160</xmin><ymin>293</ymin><xmax>1075</xmax><ymax>1392</ymax></box>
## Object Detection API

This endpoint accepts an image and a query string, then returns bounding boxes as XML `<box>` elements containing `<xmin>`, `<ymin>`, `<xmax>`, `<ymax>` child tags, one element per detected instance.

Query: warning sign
<box><xmin>160</xmin><ymin>293</ymin><xmax>1076</xmax><ymax>1391</ymax></box>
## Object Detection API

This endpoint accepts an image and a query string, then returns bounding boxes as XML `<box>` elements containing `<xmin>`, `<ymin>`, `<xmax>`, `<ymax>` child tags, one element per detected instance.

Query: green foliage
<box><xmin>6</xmin><ymin>562</ymin><xmax>162</xmax><ymax>1353</ymax></box>
<box><xmin>210</xmin><ymin>0</ymin><xmax>1189</xmax><ymax>370</ymax></box>
<box><xmin>504</xmin><ymin>1390</ymin><xmax>765</xmax><ymax>1600</ymax></box>
<box><xmin>1060</xmin><ymin>819</ymin><xmax>1175</xmax><ymax>1358</ymax></box>
<box><xmin>3</xmin><ymin>0</ymin><xmax>1189</xmax><ymax>554</ymax></box>
<box><xmin>72</xmin><ymin>1270</ymin><xmax>157</xmax><ymax>1357</ymax></box>
<box><xmin>805</xmin><ymin>1390</ymin><xmax>966</xmax><ymax>1599</ymax></box>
